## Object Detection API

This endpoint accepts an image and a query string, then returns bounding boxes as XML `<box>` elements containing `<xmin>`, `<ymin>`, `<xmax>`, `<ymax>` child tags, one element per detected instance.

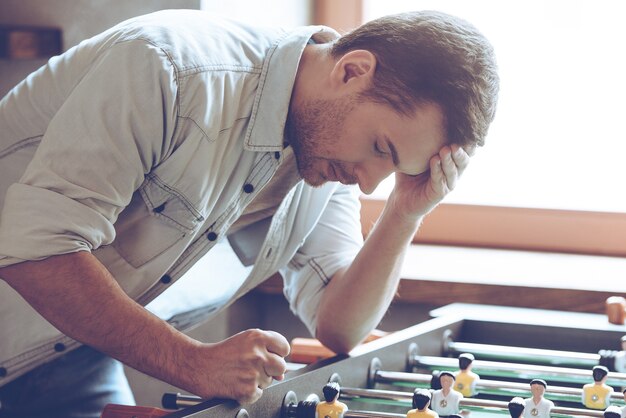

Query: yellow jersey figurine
<box><xmin>454</xmin><ymin>353</ymin><xmax>480</xmax><ymax>397</ymax></box>
<box><xmin>407</xmin><ymin>389</ymin><xmax>439</xmax><ymax>418</ymax></box>
<box><xmin>316</xmin><ymin>382</ymin><xmax>348</xmax><ymax>418</ymax></box>
<box><xmin>582</xmin><ymin>365</ymin><xmax>613</xmax><ymax>409</ymax></box>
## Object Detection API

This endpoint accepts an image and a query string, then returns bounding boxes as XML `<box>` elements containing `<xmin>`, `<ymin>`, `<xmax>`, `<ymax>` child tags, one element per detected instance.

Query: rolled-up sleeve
<box><xmin>0</xmin><ymin>39</ymin><xmax>178</xmax><ymax>267</ymax></box>
<box><xmin>280</xmin><ymin>184</ymin><xmax>364</xmax><ymax>336</ymax></box>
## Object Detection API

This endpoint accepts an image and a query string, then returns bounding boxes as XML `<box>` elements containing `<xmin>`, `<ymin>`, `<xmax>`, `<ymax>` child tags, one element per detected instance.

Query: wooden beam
<box><xmin>361</xmin><ymin>199</ymin><xmax>626</xmax><ymax>257</ymax></box>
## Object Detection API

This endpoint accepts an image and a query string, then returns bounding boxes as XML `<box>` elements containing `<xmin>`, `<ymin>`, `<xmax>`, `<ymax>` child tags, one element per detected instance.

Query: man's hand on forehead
<box><xmin>386</xmin><ymin>142</ymin><xmax>474</xmax><ymax>222</ymax></box>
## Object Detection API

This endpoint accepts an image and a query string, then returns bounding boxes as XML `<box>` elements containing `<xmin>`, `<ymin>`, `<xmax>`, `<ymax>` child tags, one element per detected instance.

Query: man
<box><xmin>0</xmin><ymin>8</ymin><xmax>499</xmax><ymax>417</ymax></box>
<box><xmin>432</xmin><ymin>371</ymin><xmax>462</xmax><ymax>416</ymax></box>
<box><xmin>407</xmin><ymin>389</ymin><xmax>439</xmax><ymax>418</ymax></box>
<box><xmin>316</xmin><ymin>382</ymin><xmax>348</xmax><ymax>418</ymax></box>
<box><xmin>522</xmin><ymin>379</ymin><xmax>554</xmax><ymax>418</ymax></box>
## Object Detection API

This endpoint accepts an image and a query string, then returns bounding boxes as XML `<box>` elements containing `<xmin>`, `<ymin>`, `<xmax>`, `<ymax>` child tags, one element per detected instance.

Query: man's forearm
<box><xmin>316</xmin><ymin>204</ymin><xmax>421</xmax><ymax>353</ymax></box>
<box><xmin>0</xmin><ymin>251</ymin><xmax>201</xmax><ymax>392</ymax></box>
<box><xmin>0</xmin><ymin>251</ymin><xmax>291</xmax><ymax>403</ymax></box>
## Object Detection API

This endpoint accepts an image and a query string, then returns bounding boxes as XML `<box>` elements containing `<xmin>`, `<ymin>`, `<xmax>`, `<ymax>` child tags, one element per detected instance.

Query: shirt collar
<box><xmin>244</xmin><ymin>26</ymin><xmax>339</xmax><ymax>152</ymax></box>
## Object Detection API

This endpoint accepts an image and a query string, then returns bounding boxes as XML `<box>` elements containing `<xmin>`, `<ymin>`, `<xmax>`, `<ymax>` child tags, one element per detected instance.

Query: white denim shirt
<box><xmin>0</xmin><ymin>10</ymin><xmax>363</xmax><ymax>385</ymax></box>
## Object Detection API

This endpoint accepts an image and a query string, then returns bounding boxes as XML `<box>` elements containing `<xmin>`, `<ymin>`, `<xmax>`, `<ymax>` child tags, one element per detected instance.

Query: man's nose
<box><xmin>356</xmin><ymin>163</ymin><xmax>393</xmax><ymax>195</ymax></box>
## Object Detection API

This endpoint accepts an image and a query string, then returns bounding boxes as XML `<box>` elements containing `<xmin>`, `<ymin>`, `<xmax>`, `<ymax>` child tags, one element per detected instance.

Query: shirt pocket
<box><xmin>112</xmin><ymin>179</ymin><xmax>204</xmax><ymax>268</ymax></box>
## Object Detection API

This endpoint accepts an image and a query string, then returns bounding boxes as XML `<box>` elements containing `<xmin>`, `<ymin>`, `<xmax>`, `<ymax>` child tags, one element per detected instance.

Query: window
<box><xmin>365</xmin><ymin>0</ymin><xmax>626</xmax><ymax>213</ymax></box>
<box><xmin>358</xmin><ymin>0</ymin><xmax>626</xmax><ymax>255</ymax></box>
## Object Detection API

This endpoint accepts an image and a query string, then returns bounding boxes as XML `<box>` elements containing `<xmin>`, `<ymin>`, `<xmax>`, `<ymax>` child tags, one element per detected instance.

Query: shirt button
<box><xmin>153</xmin><ymin>203</ymin><xmax>166</xmax><ymax>213</ymax></box>
<box><xmin>243</xmin><ymin>184</ymin><xmax>254</xmax><ymax>194</ymax></box>
<box><xmin>160</xmin><ymin>275</ymin><xmax>172</xmax><ymax>284</ymax></box>
<box><xmin>54</xmin><ymin>343</ymin><xmax>66</xmax><ymax>352</ymax></box>
<box><xmin>207</xmin><ymin>232</ymin><xmax>218</xmax><ymax>241</ymax></box>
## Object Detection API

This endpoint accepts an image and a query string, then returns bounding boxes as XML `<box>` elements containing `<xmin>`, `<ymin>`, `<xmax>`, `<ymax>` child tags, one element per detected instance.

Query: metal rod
<box><xmin>374</xmin><ymin>370</ymin><xmax>625</xmax><ymax>403</ymax></box>
<box><xmin>344</xmin><ymin>412</ymin><xmax>405</xmax><ymax>418</ymax></box>
<box><xmin>445</xmin><ymin>341</ymin><xmax>601</xmax><ymax>368</ymax></box>
<box><xmin>411</xmin><ymin>355</ymin><xmax>626</xmax><ymax>386</ymax></box>
<box><xmin>340</xmin><ymin>387</ymin><xmax>605</xmax><ymax>417</ymax></box>
<box><xmin>173</xmin><ymin>394</ymin><xmax>204</xmax><ymax>407</ymax></box>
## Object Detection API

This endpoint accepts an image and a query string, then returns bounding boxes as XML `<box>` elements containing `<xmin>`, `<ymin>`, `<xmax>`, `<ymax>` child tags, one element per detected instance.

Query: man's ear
<box><xmin>330</xmin><ymin>49</ymin><xmax>376</xmax><ymax>91</ymax></box>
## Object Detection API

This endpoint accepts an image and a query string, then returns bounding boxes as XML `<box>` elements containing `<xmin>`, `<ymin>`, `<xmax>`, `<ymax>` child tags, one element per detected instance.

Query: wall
<box><xmin>201</xmin><ymin>0</ymin><xmax>311</xmax><ymax>27</ymax></box>
<box><xmin>0</xmin><ymin>0</ymin><xmax>200</xmax><ymax>97</ymax></box>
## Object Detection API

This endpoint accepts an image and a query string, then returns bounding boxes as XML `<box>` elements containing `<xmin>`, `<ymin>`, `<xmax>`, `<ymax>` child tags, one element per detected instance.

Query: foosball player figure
<box><xmin>508</xmin><ymin>397</ymin><xmax>526</xmax><ymax>418</ymax></box>
<box><xmin>603</xmin><ymin>405</ymin><xmax>622</xmax><ymax>418</ymax></box>
<box><xmin>604</xmin><ymin>405</ymin><xmax>622</xmax><ymax>418</ymax></box>
<box><xmin>522</xmin><ymin>379</ymin><xmax>554</xmax><ymax>418</ymax></box>
<box><xmin>582</xmin><ymin>365</ymin><xmax>614</xmax><ymax>409</ymax></box>
<box><xmin>432</xmin><ymin>371</ymin><xmax>463</xmax><ymax>416</ymax></box>
<box><xmin>454</xmin><ymin>353</ymin><xmax>480</xmax><ymax>397</ymax></box>
<box><xmin>599</xmin><ymin>335</ymin><xmax>626</xmax><ymax>373</ymax></box>
<box><xmin>614</xmin><ymin>336</ymin><xmax>626</xmax><ymax>373</ymax></box>
<box><xmin>407</xmin><ymin>388</ymin><xmax>439</xmax><ymax>418</ymax></box>
<box><xmin>316</xmin><ymin>382</ymin><xmax>348</xmax><ymax>418</ymax></box>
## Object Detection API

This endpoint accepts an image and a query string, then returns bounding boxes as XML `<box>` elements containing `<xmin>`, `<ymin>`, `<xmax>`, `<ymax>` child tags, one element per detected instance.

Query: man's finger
<box><xmin>440</xmin><ymin>148</ymin><xmax>458</xmax><ymax>190</ymax></box>
<box><xmin>257</xmin><ymin>373</ymin><xmax>273</xmax><ymax>390</ymax></box>
<box><xmin>450</xmin><ymin>144</ymin><xmax>471</xmax><ymax>175</ymax></box>
<box><xmin>264</xmin><ymin>352</ymin><xmax>287</xmax><ymax>378</ymax></box>
<box><xmin>264</xmin><ymin>330</ymin><xmax>290</xmax><ymax>357</ymax></box>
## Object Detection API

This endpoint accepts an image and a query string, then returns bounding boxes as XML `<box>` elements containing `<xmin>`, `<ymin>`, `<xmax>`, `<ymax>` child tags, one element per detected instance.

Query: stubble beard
<box><xmin>285</xmin><ymin>96</ymin><xmax>354</xmax><ymax>187</ymax></box>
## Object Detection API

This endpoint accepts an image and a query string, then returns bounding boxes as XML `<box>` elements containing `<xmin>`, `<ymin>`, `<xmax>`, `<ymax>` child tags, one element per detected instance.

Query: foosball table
<box><xmin>103</xmin><ymin>303</ymin><xmax>626</xmax><ymax>418</ymax></box>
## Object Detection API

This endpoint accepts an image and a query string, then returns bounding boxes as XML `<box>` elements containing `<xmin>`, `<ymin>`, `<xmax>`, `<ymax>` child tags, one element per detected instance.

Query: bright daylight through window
<box><xmin>365</xmin><ymin>0</ymin><xmax>626</xmax><ymax>213</ymax></box>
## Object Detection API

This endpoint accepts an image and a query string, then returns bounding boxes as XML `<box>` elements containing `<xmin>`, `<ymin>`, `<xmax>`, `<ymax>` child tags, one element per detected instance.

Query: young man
<box><xmin>0</xmin><ymin>8</ymin><xmax>499</xmax><ymax>417</ymax></box>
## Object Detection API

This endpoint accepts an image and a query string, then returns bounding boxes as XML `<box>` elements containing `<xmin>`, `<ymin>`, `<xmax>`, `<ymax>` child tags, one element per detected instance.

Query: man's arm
<box><xmin>315</xmin><ymin>145</ymin><xmax>470</xmax><ymax>353</ymax></box>
<box><xmin>0</xmin><ymin>251</ymin><xmax>289</xmax><ymax>403</ymax></box>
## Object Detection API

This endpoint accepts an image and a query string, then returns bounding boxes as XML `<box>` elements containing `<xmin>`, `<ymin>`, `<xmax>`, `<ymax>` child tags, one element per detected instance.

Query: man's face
<box><xmin>286</xmin><ymin>94</ymin><xmax>447</xmax><ymax>195</ymax></box>
<box><xmin>530</xmin><ymin>383</ymin><xmax>545</xmax><ymax>398</ymax></box>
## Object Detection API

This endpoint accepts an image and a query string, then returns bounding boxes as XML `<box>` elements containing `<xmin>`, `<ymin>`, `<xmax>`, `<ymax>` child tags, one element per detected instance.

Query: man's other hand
<box><xmin>191</xmin><ymin>329</ymin><xmax>290</xmax><ymax>404</ymax></box>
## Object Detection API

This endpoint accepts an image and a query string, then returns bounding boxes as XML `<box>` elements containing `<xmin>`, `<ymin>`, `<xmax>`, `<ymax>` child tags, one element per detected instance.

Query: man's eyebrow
<box><xmin>385</xmin><ymin>136</ymin><xmax>400</xmax><ymax>167</ymax></box>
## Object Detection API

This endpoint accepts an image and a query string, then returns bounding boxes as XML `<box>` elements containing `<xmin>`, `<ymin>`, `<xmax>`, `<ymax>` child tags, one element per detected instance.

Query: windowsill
<box><xmin>255</xmin><ymin>245</ymin><xmax>626</xmax><ymax>314</ymax></box>
<box><xmin>400</xmin><ymin>244</ymin><xmax>625</xmax><ymax>292</ymax></box>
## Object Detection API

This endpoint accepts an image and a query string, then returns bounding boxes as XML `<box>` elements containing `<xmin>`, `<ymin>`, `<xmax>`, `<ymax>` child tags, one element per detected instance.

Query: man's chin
<box><xmin>301</xmin><ymin>177</ymin><xmax>327</xmax><ymax>188</ymax></box>
<box><xmin>299</xmin><ymin>170</ymin><xmax>328</xmax><ymax>188</ymax></box>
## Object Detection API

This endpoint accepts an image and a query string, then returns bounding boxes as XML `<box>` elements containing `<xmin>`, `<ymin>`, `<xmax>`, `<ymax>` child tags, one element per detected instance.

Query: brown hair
<box><xmin>331</xmin><ymin>10</ymin><xmax>499</xmax><ymax>148</ymax></box>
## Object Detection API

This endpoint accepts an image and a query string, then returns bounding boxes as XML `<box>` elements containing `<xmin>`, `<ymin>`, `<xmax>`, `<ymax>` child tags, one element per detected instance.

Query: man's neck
<box><xmin>290</xmin><ymin>43</ymin><xmax>334</xmax><ymax>110</ymax></box>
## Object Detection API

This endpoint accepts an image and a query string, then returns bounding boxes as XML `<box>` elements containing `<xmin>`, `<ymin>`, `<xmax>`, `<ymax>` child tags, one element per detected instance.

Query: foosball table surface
<box><xmin>163</xmin><ymin>303</ymin><xmax>626</xmax><ymax>418</ymax></box>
